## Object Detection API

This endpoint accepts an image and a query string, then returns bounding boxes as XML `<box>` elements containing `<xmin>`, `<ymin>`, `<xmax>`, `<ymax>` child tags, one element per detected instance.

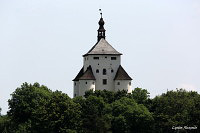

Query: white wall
<box><xmin>115</xmin><ymin>80</ymin><xmax>132</xmax><ymax>93</ymax></box>
<box><xmin>79</xmin><ymin>80</ymin><xmax>95</xmax><ymax>96</ymax></box>
<box><xmin>73</xmin><ymin>81</ymin><xmax>79</xmax><ymax>97</ymax></box>
<box><xmin>83</xmin><ymin>55</ymin><xmax>121</xmax><ymax>91</ymax></box>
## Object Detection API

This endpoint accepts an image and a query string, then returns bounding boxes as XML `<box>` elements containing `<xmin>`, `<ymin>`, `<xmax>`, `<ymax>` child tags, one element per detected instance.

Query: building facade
<box><xmin>73</xmin><ymin>16</ymin><xmax>132</xmax><ymax>97</ymax></box>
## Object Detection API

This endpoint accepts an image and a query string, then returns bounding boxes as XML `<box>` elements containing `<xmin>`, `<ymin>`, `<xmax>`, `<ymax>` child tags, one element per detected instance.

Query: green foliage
<box><xmin>7</xmin><ymin>82</ymin><xmax>81</xmax><ymax>133</ymax></box>
<box><xmin>8</xmin><ymin>82</ymin><xmax>52</xmax><ymax>124</ymax></box>
<box><xmin>2</xmin><ymin>83</ymin><xmax>200</xmax><ymax>133</ymax></box>
<box><xmin>0</xmin><ymin>115</ymin><xmax>10</xmax><ymax>133</ymax></box>
<box><xmin>111</xmin><ymin>97</ymin><xmax>153</xmax><ymax>132</ymax></box>
<box><xmin>84</xmin><ymin>89</ymin><xmax>129</xmax><ymax>104</ymax></box>
<box><xmin>151</xmin><ymin>89</ymin><xmax>200</xmax><ymax>132</ymax></box>
<box><xmin>84</xmin><ymin>90</ymin><xmax>154</xmax><ymax>132</ymax></box>
<box><xmin>131</xmin><ymin>88</ymin><xmax>150</xmax><ymax>104</ymax></box>
<box><xmin>85</xmin><ymin>90</ymin><xmax>115</xmax><ymax>103</ymax></box>
<box><xmin>46</xmin><ymin>91</ymin><xmax>81</xmax><ymax>132</ymax></box>
<box><xmin>79</xmin><ymin>95</ymin><xmax>112</xmax><ymax>133</ymax></box>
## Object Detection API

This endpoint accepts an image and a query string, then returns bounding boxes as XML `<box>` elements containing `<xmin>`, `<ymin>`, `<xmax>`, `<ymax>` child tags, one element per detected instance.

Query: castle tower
<box><xmin>73</xmin><ymin>14</ymin><xmax>132</xmax><ymax>97</ymax></box>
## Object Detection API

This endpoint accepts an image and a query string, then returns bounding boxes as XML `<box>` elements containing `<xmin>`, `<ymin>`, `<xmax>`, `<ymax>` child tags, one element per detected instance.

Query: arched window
<box><xmin>96</xmin><ymin>69</ymin><xmax>99</xmax><ymax>73</ymax></box>
<box><xmin>103</xmin><ymin>69</ymin><xmax>106</xmax><ymax>75</ymax></box>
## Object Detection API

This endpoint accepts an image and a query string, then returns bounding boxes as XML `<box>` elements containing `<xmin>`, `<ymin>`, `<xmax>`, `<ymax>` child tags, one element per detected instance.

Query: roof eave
<box><xmin>114</xmin><ymin>78</ymin><xmax>133</xmax><ymax>80</ymax></box>
<box><xmin>83</xmin><ymin>53</ymin><xmax>122</xmax><ymax>57</ymax></box>
<box><xmin>79</xmin><ymin>79</ymin><xmax>96</xmax><ymax>80</ymax></box>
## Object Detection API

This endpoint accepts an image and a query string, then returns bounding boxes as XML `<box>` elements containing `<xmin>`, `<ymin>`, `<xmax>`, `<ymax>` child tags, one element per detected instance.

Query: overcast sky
<box><xmin>0</xmin><ymin>0</ymin><xmax>200</xmax><ymax>114</ymax></box>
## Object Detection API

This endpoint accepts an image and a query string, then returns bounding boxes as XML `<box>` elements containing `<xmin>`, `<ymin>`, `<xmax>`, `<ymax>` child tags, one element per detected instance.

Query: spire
<box><xmin>97</xmin><ymin>9</ymin><xmax>106</xmax><ymax>42</ymax></box>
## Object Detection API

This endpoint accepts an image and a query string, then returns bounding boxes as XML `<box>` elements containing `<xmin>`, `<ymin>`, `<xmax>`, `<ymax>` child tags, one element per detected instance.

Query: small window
<box><xmin>105</xmin><ymin>56</ymin><xmax>107</xmax><ymax>58</ymax></box>
<box><xmin>74</xmin><ymin>94</ymin><xmax>76</xmax><ymax>97</ymax></box>
<box><xmin>92</xmin><ymin>82</ymin><xmax>95</xmax><ymax>85</ymax></box>
<box><xmin>96</xmin><ymin>69</ymin><xmax>99</xmax><ymax>73</ymax></box>
<box><xmin>117</xmin><ymin>82</ymin><xmax>120</xmax><ymax>85</ymax></box>
<box><xmin>85</xmin><ymin>82</ymin><xmax>87</xmax><ymax>84</ymax></box>
<box><xmin>103</xmin><ymin>69</ymin><xmax>106</xmax><ymax>75</ymax></box>
<box><xmin>74</xmin><ymin>83</ymin><xmax>76</xmax><ymax>86</ymax></box>
<box><xmin>129</xmin><ymin>82</ymin><xmax>131</xmax><ymax>85</ymax></box>
<box><xmin>98</xmin><ymin>63</ymin><xmax>99</xmax><ymax>65</ymax></box>
<box><xmin>111</xmin><ymin>57</ymin><xmax>117</xmax><ymax>60</ymax></box>
<box><xmin>93</xmin><ymin>57</ymin><xmax>99</xmax><ymax>60</ymax></box>
<box><xmin>103</xmin><ymin>79</ymin><xmax>107</xmax><ymax>85</ymax></box>
<box><xmin>111</xmin><ymin>69</ymin><xmax>114</xmax><ymax>73</ymax></box>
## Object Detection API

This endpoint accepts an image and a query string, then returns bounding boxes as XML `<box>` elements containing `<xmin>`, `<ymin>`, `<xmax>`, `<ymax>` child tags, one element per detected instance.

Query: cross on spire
<box><xmin>99</xmin><ymin>9</ymin><xmax>102</xmax><ymax>18</ymax></box>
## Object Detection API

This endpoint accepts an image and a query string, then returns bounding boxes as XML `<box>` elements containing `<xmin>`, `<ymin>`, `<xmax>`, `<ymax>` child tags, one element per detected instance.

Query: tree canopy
<box><xmin>0</xmin><ymin>83</ymin><xmax>199</xmax><ymax>133</ymax></box>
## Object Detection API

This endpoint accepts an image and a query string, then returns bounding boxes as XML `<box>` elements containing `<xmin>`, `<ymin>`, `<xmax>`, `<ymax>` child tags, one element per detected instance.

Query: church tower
<box><xmin>73</xmin><ymin>13</ymin><xmax>132</xmax><ymax>97</ymax></box>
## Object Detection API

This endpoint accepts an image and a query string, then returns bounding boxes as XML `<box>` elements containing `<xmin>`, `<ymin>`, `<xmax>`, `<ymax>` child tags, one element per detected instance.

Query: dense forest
<box><xmin>0</xmin><ymin>83</ymin><xmax>199</xmax><ymax>133</ymax></box>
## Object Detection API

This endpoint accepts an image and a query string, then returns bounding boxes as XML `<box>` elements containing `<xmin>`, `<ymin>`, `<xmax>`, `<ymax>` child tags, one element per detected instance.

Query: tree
<box><xmin>0</xmin><ymin>115</ymin><xmax>10</xmax><ymax>133</ymax></box>
<box><xmin>151</xmin><ymin>89</ymin><xmax>200</xmax><ymax>133</ymax></box>
<box><xmin>85</xmin><ymin>90</ymin><xmax>115</xmax><ymax>103</ymax></box>
<box><xmin>7</xmin><ymin>82</ymin><xmax>52</xmax><ymax>132</ymax></box>
<box><xmin>6</xmin><ymin>83</ymin><xmax>200</xmax><ymax>133</ymax></box>
<box><xmin>85</xmin><ymin>89</ymin><xmax>129</xmax><ymax>104</ymax></box>
<box><xmin>7</xmin><ymin>82</ymin><xmax>81</xmax><ymax>132</ymax></box>
<box><xmin>46</xmin><ymin>91</ymin><xmax>81</xmax><ymax>132</ymax></box>
<box><xmin>131</xmin><ymin>87</ymin><xmax>150</xmax><ymax>104</ymax></box>
<box><xmin>111</xmin><ymin>97</ymin><xmax>154</xmax><ymax>133</ymax></box>
<box><xmin>78</xmin><ymin>95</ymin><xmax>112</xmax><ymax>133</ymax></box>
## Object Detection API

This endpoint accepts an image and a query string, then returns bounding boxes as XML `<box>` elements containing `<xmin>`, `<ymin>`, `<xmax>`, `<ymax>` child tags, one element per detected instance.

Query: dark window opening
<box><xmin>103</xmin><ymin>79</ymin><xmax>107</xmax><ymax>85</ymax></box>
<box><xmin>92</xmin><ymin>82</ymin><xmax>95</xmax><ymax>85</ymax></box>
<box><xmin>93</xmin><ymin>57</ymin><xmax>99</xmax><ymax>60</ymax></box>
<box><xmin>111</xmin><ymin>57</ymin><xmax>117</xmax><ymax>60</ymax></box>
<box><xmin>96</xmin><ymin>69</ymin><xmax>99</xmax><ymax>73</ymax></box>
<box><xmin>74</xmin><ymin>83</ymin><xmax>76</xmax><ymax>86</ymax></box>
<box><xmin>103</xmin><ymin>69</ymin><xmax>106</xmax><ymax>75</ymax></box>
<box><xmin>85</xmin><ymin>82</ymin><xmax>87</xmax><ymax>84</ymax></box>
<box><xmin>111</xmin><ymin>69</ymin><xmax>114</xmax><ymax>73</ymax></box>
<box><xmin>129</xmin><ymin>82</ymin><xmax>131</xmax><ymax>85</ymax></box>
<box><xmin>74</xmin><ymin>94</ymin><xmax>76</xmax><ymax>97</ymax></box>
<box><xmin>117</xmin><ymin>82</ymin><xmax>120</xmax><ymax>85</ymax></box>
<box><xmin>105</xmin><ymin>56</ymin><xmax>107</xmax><ymax>58</ymax></box>
<box><xmin>98</xmin><ymin>63</ymin><xmax>99</xmax><ymax>65</ymax></box>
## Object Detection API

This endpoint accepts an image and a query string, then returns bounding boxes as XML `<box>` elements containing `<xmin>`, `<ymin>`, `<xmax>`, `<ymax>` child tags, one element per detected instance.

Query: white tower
<box><xmin>73</xmin><ymin>14</ymin><xmax>132</xmax><ymax>97</ymax></box>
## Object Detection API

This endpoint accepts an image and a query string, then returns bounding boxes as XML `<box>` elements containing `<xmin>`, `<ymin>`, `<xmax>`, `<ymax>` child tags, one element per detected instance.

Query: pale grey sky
<box><xmin>0</xmin><ymin>0</ymin><xmax>200</xmax><ymax>114</ymax></box>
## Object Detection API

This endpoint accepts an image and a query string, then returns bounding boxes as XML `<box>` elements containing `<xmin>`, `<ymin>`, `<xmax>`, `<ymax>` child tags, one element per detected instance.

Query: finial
<box><xmin>99</xmin><ymin>9</ymin><xmax>102</xmax><ymax>18</ymax></box>
<box><xmin>97</xmin><ymin>9</ymin><xmax>105</xmax><ymax>42</ymax></box>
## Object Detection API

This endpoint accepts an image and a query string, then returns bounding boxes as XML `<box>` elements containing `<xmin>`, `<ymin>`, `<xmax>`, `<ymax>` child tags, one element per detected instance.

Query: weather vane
<box><xmin>99</xmin><ymin>9</ymin><xmax>102</xmax><ymax>18</ymax></box>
